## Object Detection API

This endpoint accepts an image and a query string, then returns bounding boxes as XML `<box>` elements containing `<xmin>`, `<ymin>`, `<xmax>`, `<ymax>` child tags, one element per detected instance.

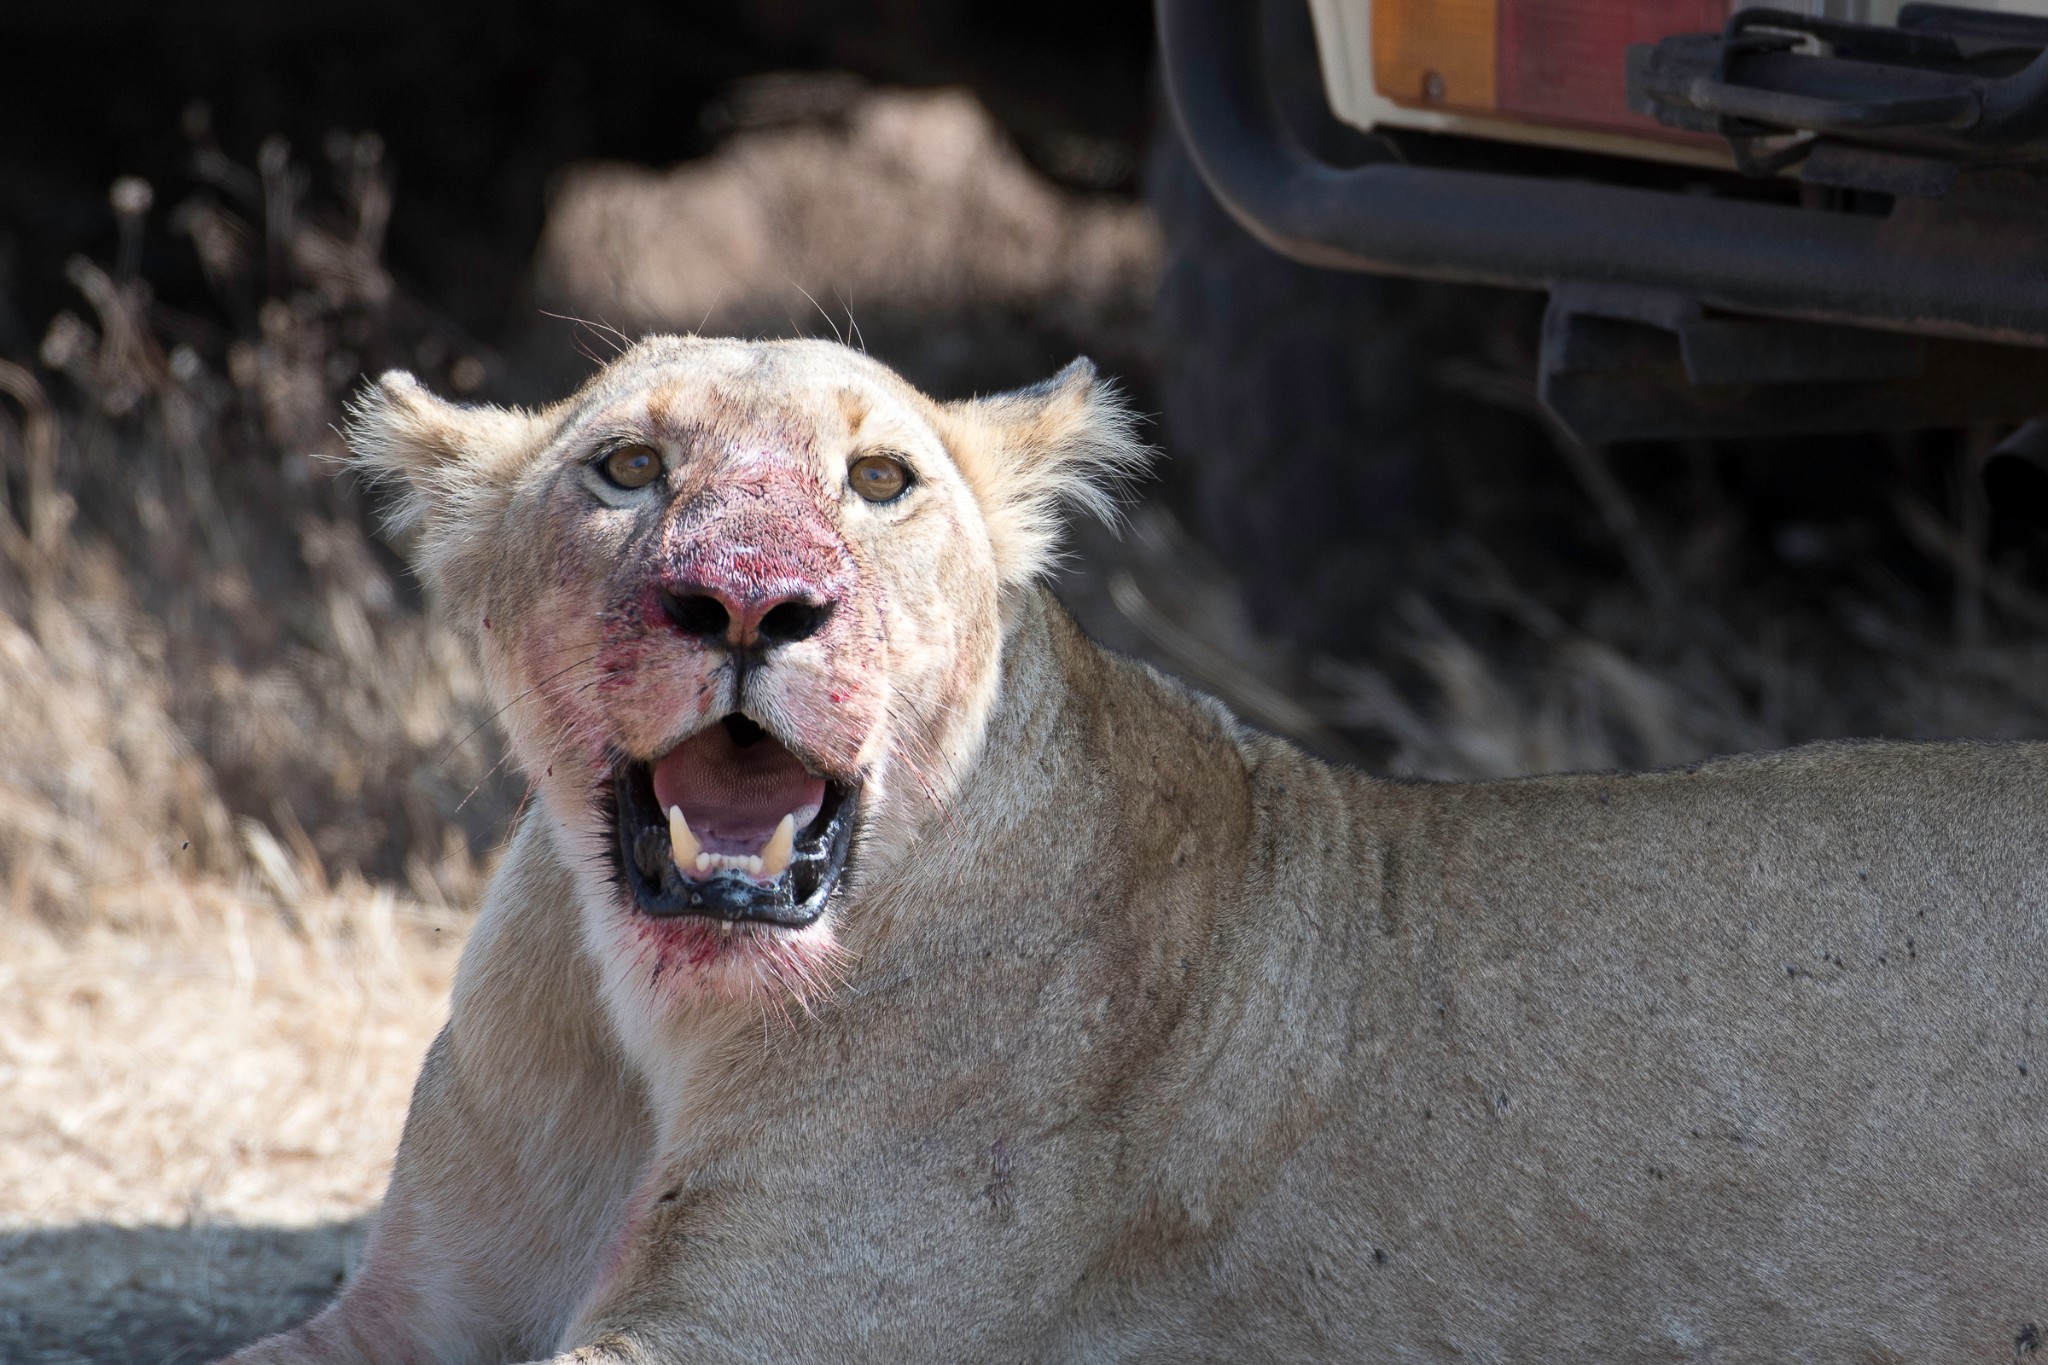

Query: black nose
<box><xmin>755</xmin><ymin>598</ymin><xmax>832</xmax><ymax>645</ymax></box>
<box><xmin>658</xmin><ymin>591</ymin><xmax>729</xmax><ymax>639</ymax></box>
<box><xmin>657</xmin><ymin>586</ymin><xmax>833</xmax><ymax>648</ymax></box>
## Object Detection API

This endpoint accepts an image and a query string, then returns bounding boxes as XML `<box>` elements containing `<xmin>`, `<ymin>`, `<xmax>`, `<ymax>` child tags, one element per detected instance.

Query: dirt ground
<box><xmin>7</xmin><ymin>75</ymin><xmax>2048</xmax><ymax>1364</ymax></box>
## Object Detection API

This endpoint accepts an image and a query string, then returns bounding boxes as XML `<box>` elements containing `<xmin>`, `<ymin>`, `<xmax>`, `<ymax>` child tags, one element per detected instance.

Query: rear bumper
<box><xmin>1157</xmin><ymin>0</ymin><xmax>2048</xmax><ymax>349</ymax></box>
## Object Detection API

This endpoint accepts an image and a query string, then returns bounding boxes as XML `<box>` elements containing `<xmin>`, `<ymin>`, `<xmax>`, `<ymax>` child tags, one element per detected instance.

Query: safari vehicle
<box><xmin>1159</xmin><ymin>0</ymin><xmax>2048</xmax><ymax>446</ymax></box>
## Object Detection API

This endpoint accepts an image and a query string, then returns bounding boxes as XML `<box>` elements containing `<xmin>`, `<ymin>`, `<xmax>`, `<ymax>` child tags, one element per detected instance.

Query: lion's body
<box><xmin>228</xmin><ymin>341</ymin><xmax>2047</xmax><ymax>1364</ymax></box>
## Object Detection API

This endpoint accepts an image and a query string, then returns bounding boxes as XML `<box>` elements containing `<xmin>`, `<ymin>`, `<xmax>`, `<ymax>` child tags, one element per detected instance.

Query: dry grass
<box><xmin>1099</xmin><ymin>492</ymin><xmax>2048</xmax><ymax>781</ymax></box>
<box><xmin>1087</xmin><ymin>384</ymin><xmax>2048</xmax><ymax>780</ymax></box>
<box><xmin>0</xmin><ymin>882</ymin><xmax>464</xmax><ymax>1362</ymax></box>
<box><xmin>0</xmin><ymin>135</ymin><xmax>486</xmax><ymax>1363</ymax></box>
<box><xmin>1</xmin><ymin>881</ymin><xmax>461</xmax><ymax>1230</ymax></box>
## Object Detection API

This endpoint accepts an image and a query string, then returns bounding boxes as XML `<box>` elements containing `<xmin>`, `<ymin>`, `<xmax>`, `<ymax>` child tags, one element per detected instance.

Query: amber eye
<box><xmin>849</xmin><ymin>453</ymin><xmax>911</xmax><ymax>504</ymax></box>
<box><xmin>599</xmin><ymin>443</ymin><xmax>662</xmax><ymax>490</ymax></box>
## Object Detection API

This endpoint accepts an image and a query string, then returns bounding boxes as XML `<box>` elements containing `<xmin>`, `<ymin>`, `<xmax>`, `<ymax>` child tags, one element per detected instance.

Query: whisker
<box><xmin>833</xmin><ymin>287</ymin><xmax>866</xmax><ymax>355</ymax></box>
<box><xmin>434</xmin><ymin>648</ymin><xmax>606</xmax><ymax>769</ymax></box>
<box><xmin>695</xmin><ymin>285</ymin><xmax>728</xmax><ymax>336</ymax></box>
<box><xmin>504</xmin><ymin>776</ymin><xmax>539</xmax><ymax>835</ymax></box>
<box><xmin>889</xmin><ymin>724</ymin><xmax>961</xmax><ymax>832</ymax></box>
<box><xmin>453</xmin><ymin>743</ymin><xmax>522</xmax><ymax>814</ymax></box>
<box><xmin>790</xmin><ymin>279</ymin><xmax>843</xmax><ymax>346</ymax></box>
<box><xmin>537</xmin><ymin>308</ymin><xmax>630</xmax><ymax>356</ymax></box>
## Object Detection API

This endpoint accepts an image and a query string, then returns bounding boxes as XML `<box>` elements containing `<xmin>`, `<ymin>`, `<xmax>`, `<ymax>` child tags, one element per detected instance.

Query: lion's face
<box><xmin>349</xmin><ymin>337</ymin><xmax>1139</xmax><ymax>1010</ymax></box>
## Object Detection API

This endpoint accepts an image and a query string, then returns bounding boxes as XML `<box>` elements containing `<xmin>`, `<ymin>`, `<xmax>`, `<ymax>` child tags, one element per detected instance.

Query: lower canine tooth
<box><xmin>759</xmin><ymin>813</ymin><xmax>796</xmax><ymax>879</ymax></box>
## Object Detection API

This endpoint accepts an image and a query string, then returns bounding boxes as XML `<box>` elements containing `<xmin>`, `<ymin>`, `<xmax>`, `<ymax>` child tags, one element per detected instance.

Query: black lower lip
<box><xmin>610</xmin><ymin>763</ymin><xmax>857</xmax><ymax>929</ymax></box>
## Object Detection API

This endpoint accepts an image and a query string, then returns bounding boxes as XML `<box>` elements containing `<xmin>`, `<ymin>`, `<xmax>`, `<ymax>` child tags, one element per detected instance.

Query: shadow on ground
<box><xmin>0</xmin><ymin>1220</ymin><xmax>365</xmax><ymax>1365</ymax></box>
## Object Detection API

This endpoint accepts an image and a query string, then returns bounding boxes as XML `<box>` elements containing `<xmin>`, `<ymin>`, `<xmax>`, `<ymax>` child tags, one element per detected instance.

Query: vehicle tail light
<box><xmin>1373</xmin><ymin>0</ymin><xmax>1730</xmax><ymax>140</ymax></box>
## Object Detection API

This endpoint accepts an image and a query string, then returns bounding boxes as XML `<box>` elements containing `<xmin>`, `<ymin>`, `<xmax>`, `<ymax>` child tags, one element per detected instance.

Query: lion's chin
<box><xmin>609</xmin><ymin>713</ymin><xmax>861</xmax><ymax>931</ymax></box>
<box><xmin>619</xmin><ymin>909</ymin><xmax>849</xmax><ymax>1014</ymax></box>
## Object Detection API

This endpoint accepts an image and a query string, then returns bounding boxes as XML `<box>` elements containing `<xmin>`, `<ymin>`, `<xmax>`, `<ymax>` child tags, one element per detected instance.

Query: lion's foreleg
<box><xmin>222</xmin><ymin>821</ymin><xmax>653</xmax><ymax>1365</ymax></box>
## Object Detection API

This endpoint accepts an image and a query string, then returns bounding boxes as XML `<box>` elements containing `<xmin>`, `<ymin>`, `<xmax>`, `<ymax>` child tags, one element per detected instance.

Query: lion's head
<box><xmin>348</xmin><ymin>337</ymin><xmax>1141</xmax><ymax>1011</ymax></box>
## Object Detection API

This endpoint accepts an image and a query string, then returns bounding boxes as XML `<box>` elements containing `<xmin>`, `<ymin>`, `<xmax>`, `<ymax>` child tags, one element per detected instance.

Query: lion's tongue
<box><xmin>650</xmin><ymin>724</ymin><xmax>824</xmax><ymax>856</ymax></box>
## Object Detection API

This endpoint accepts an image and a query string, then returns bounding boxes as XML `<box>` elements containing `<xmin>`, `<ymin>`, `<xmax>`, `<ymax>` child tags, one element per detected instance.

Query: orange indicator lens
<box><xmin>1372</xmin><ymin>0</ymin><xmax>1500</xmax><ymax>112</ymax></box>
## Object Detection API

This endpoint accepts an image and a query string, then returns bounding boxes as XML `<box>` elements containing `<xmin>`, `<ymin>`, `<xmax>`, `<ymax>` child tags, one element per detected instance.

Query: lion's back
<box><xmin>1158</xmin><ymin>738</ymin><xmax>2048</xmax><ymax>1359</ymax></box>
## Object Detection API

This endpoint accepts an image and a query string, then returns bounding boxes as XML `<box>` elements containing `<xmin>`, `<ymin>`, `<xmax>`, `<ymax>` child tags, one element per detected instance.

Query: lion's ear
<box><xmin>344</xmin><ymin>370</ymin><xmax>546</xmax><ymax>538</ymax></box>
<box><xmin>942</xmin><ymin>358</ymin><xmax>1150</xmax><ymax>587</ymax></box>
<box><xmin>345</xmin><ymin>371</ymin><xmax>551</xmax><ymax>617</ymax></box>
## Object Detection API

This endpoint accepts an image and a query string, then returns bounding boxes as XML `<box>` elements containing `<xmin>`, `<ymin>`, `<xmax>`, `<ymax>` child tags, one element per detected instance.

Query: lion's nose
<box><xmin>657</xmin><ymin>582</ymin><xmax>836</xmax><ymax>651</ymax></box>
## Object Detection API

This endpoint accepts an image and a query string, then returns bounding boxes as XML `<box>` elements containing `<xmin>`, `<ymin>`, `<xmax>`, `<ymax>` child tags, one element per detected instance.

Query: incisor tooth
<box><xmin>668</xmin><ymin>806</ymin><xmax>701</xmax><ymax>872</ymax></box>
<box><xmin>760</xmin><ymin>813</ymin><xmax>796</xmax><ymax>879</ymax></box>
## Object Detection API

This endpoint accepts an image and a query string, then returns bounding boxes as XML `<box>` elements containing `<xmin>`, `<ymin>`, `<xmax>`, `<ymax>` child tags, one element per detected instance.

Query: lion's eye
<box><xmin>599</xmin><ymin>443</ymin><xmax>663</xmax><ymax>490</ymax></box>
<box><xmin>849</xmin><ymin>453</ymin><xmax>911</xmax><ymax>504</ymax></box>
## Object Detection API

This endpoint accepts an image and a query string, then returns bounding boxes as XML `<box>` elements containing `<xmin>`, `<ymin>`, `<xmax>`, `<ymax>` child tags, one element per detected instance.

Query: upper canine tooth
<box><xmin>759</xmin><ymin>813</ymin><xmax>796</xmax><ymax>879</ymax></box>
<box><xmin>668</xmin><ymin>805</ymin><xmax>702</xmax><ymax>872</ymax></box>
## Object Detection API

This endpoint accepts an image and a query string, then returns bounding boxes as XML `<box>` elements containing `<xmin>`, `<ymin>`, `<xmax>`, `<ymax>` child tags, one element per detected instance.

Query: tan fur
<box><xmin>227</xmin><ymin>339</ymin><xmax>2048</xmax><ymax>1364</ymax></box>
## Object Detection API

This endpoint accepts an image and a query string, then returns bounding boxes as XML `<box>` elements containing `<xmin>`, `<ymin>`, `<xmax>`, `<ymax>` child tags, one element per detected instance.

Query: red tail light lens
<box><xmin>1500</xmin><ymin>0</ymin><xmax>1729</xmax><ymax>131</ymax></box>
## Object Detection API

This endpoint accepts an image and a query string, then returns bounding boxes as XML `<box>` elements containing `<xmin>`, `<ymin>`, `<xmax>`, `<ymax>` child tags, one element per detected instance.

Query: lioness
<box><xmin>226</xmin><ymin>337</ymin><xmax>2047</xmax><ymax>1364</ymax></box>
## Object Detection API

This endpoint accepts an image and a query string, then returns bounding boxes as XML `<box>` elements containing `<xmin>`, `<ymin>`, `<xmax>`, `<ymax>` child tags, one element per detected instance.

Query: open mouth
<box><xmin>613</xmin><ymin>713</ymin><xmax>859</xmax><ymax>929</ymax></box>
